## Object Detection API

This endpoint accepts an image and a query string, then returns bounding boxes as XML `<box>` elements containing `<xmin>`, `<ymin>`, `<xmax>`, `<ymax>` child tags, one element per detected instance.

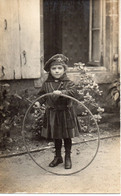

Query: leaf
<box><xmin>0</xmin><ymin>105</ymin><xmax>4</xmax><ymax>110</ymax></box>
<box><xmin>114</xmin><ymin>92</ymin><xmax>119</xmax><ymax>101</ymax></box>
<box><xmin>111</xmin><ymin>90</ymin><xmax>115</xmax><ymax>97</ymax></box>
<box><xmin>117</xmin><ymin>86</ymin><xmax>120</xmax><ymax>91</ymax></box>
<box><xmin>109</xmin><ymin>83</ymin><xmax>117</xmax><ymax>89</ymax></box>
<box><xmin>2</xmin><ymin>83</ymin><xmax>10</xmax><ymax>87</ymax></box>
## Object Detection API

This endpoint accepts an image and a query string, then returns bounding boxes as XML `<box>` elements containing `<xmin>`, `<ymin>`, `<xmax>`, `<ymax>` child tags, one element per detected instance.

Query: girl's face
<box><xmin>50</xmin><ymin>64</ymin><xmax>65</xmax><ymax>79</ymax></box>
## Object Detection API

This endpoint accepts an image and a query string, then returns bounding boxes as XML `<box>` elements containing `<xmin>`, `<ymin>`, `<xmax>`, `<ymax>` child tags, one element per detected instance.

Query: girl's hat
<box><xmin>44</xmin><ymin>54</ymin><xmax>69</xmax><ymax>72</ymax></box>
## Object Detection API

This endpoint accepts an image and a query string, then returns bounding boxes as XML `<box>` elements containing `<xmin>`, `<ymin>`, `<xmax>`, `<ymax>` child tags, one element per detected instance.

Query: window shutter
<box><xmin>0</xmin><ymin>0</ymin><xmax>20</xmax><ymax>80</ymax></box>
<box><xmin>0</xmin><ymin>0</ymin><xmax>41</xmax><ymax>80</ymax></box>
<box><xmin>19</xmin><ymin>0</ymin><xmax>41</xmax><ymax>79</ymax></box>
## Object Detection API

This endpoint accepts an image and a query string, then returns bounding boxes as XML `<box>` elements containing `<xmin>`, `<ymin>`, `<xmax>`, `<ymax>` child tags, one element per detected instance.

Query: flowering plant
<box><xmin>74</xmin><ymin>62</ymin><xmax>104</xmax><ymax>132</ymax></box>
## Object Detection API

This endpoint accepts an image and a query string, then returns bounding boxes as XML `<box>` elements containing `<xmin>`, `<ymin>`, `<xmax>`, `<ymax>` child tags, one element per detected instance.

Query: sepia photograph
<box><xmin>0</xmin><ymin>0</ymin><xmax>120</xmax><ymax>193</ymax></box>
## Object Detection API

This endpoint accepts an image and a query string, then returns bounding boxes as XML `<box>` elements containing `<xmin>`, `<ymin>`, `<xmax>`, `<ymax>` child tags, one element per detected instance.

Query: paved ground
<box><xmin>0</xmin><ymin>135</ymin><xmax>120</xmax><ymax>193</ymax></box>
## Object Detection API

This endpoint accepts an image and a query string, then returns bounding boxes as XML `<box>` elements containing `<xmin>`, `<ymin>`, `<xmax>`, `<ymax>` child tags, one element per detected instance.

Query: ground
<box><xmin>0</xmin><ymin>135</ymin><xmax>120</xmax><ymax>193</ymax></box>
<box><xmin>0</xmin><ymin>114</ymin><xmax>120</xmax><ymax>193</ymax></box>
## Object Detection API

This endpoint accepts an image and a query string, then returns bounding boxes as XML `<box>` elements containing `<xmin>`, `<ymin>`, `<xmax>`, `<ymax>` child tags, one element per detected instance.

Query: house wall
<box><xmin>0</xmin><ymin>0</ymin><xmax>119</xmax><ymax>112</ymax></box>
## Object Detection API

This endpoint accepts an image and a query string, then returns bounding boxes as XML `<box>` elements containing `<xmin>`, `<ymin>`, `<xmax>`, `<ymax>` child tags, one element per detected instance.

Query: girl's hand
<box><xmin>53</xmin><ymin>90</ymin><xmax>62</xmax><ymax>95</ymax></box>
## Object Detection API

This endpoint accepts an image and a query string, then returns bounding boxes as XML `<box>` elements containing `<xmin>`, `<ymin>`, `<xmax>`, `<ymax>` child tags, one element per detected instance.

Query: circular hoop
<box><xmin>22</xmin><ymin>93</ymin><xmax>100</xmax><ymax>176</ymax></box>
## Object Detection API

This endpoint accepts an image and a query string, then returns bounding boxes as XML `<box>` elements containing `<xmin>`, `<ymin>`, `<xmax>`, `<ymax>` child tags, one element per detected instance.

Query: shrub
<box><xmin>108</xmin><ymin>76</ymin><xmax>120</xmax><ymax>108</ymax></box>
<box><xmin>74</xmin><ymin>62</ymin><xmax>104</xmax><ymax>132</ymax></box>
<box><xmin>30</xmin><ymin>102</ymin><xmax>45</xmax><ymax>139</ymax></box>
<box><xmin>0</xmin><ymin>84</ymin><xmax>30</xmax><ymax>147</ymax></box>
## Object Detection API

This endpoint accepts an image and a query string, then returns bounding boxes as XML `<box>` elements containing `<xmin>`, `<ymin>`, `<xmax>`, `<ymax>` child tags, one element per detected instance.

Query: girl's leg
<box><xmin>49</xmin><ymin>139</ymin><xmax>63</xmax><ymax>167</ymax></box>
<box><xmin>64</xmin><ymin>138</ymin><xmax>72</xmax><ymax>169</ymax></box>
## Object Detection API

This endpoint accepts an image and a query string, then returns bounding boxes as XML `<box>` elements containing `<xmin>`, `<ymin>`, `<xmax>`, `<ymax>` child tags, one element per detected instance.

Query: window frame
<box><xmin>89</xmin><ymin>0</ymin><xmax>104</xmax><ymax>66</ymax></box>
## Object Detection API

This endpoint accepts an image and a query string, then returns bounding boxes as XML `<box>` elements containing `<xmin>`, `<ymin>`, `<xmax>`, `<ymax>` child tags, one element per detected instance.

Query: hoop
<box><xmin>22</xmin><ymin>93</ymin><xmax>100</xmax><ymax>176</ymax></box>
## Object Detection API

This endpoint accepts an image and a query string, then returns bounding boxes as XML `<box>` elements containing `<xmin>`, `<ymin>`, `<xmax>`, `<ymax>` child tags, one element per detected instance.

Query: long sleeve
<box><xmin>61</xmin><ymin>81</ymin><xmax>78</xmax><ymax>98</ymax></box>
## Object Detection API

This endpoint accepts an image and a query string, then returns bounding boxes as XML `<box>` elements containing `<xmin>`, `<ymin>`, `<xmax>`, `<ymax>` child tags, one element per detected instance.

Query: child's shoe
<box><xmin>65</xmin><ymin>155</ymin><xmax>72</xmax><ymax>169</ymax></box>
<box><xmin>49</xmin><ymin>156</ymin><xmax>63</xmax><ymax>167</ymax></box>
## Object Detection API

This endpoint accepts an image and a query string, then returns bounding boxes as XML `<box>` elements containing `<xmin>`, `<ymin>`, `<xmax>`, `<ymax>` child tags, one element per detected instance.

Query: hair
<box><xmin>49</xmin><ymin>63</ymin><xmax>68</xmax><ymax>72</ymax></box>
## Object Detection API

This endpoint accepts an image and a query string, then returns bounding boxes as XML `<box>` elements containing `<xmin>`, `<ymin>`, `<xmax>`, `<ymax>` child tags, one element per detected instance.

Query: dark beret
<box><xmin>44</xmin><ymin>54</ymin><xmax>69</xmax><ymax>72</ymax></box>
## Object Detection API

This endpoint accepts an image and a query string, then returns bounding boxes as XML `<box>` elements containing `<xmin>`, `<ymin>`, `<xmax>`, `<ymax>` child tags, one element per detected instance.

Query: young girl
<box><xmin>38</xmin><ymin>54</ymin><xmax>81</xmax><ymax>169</ymax></box>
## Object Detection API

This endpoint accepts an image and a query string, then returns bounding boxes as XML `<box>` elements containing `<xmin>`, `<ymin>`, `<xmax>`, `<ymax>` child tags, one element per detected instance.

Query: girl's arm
<box><xmin>61</xmin><ymin>81</ymin><xmax>78</xmax><ymax>98</ymax></box>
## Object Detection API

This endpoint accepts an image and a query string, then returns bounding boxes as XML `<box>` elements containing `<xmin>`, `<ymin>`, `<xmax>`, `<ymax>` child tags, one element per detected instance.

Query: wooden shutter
<box><xmin>0</xmin><ymin>0</ymin><xmax>20</xmax><ymax>80</ymax></box>
<box><xmin>19</xmin><ymin>0</ymin><xmax>41</xmax><ymax>79</ymax></box>
<box><xmin>0</xmin><ymin>0</ymin><xmax>41</xmax><ymax>80</ymax></box>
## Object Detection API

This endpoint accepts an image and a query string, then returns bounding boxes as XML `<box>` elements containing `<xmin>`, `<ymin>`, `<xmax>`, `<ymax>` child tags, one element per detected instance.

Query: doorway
<box><xmin>44</xmin><ymin>0</ymin><xmax>90</xmax><ymax>66</ymax></box>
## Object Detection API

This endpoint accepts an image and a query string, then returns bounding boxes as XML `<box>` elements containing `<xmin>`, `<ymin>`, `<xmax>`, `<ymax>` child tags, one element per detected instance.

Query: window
<box><xmin>89</xmin><ymin>0</ymin><xmax>103</xmax><ymax>66</ymax></box>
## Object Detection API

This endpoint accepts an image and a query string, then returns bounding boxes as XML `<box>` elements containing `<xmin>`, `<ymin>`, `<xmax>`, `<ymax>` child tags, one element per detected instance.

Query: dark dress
<box><xmin>38</xmin><ymin>73</ymin><xmax>81</xmax><ymax>139</ymax></box>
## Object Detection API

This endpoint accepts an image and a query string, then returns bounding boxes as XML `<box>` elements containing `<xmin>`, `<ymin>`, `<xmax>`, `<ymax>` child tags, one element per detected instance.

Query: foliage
<box><xmin>74</xmin><ymin>62</ymin><xmax>104</xmax><ymax>132</ymax></box>
<box><xmin>30</xmin><ymin>102</ymin><xmax>45</xmax><ymax>139</ymax></box>
<box><xmin>0</xmin><ymin>84</ymin><xmax>30</xmax><ymax>147</ymax></box>
<box><xmin>108</xmin><ymin>77</ymin><xmax>120</xmax><ymax>107</ymax></box>
<box><xmin>0</xmin><ymin>84</ymin><xmax>11</xmax><ymax>146</ymax></box>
